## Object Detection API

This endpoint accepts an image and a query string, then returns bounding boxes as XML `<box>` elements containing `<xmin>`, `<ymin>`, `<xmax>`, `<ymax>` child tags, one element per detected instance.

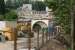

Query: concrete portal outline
<box><xmin>31</xmin><ymin>19</ymin><xmax>49</xmax><ymax>30</ymax></box>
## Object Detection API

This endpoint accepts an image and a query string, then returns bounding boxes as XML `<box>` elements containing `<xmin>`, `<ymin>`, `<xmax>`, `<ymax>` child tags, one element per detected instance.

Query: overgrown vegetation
<box><xmin>31</xmin><ymin>1</ymin><xmax>46</xmax><ymax>11</ymax></box>
<box><xmin>45</xmin><ymin>0</ymin><xmax>71</xmax><ymax>34</ymax></box>
<box><xmin>0</xmin><ymin>0</ymin><xmax>17</xmax><ymax>20</ymax></box>
<box><xmin>45</xmin><ymin>0</ymin><xmax>72</xmax><ymax>48</ymax></box>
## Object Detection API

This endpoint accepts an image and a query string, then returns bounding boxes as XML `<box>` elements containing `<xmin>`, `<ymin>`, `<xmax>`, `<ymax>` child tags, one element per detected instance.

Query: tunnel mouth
<box><xmin>33</xmin><ymin>23</ymin><xmax>41</xmax><ymax>32</ymax></box>
<box><xmin>32</xmin><ymin>21</ymin><xmax>47</xmax><ymax>32</ymax></box>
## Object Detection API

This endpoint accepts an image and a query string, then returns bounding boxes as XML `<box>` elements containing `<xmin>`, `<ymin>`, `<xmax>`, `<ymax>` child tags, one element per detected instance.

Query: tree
<box><xmin>45</xmin><ymin>0</ymin><xmax>72</xmax><ymax>49</ymax></box>
<box><xmin>0</xmin><ymin>0</ymin><xmax>5</xmax><ymax>14</ymax></box>
<box><xmin>71</xmin><ymin>0</ymin><xmax>75</xmax><ymax>50</ymax></box>
<box><xmin>5</xmin><ymin>10</ymin><xmax>17</xmax><ymax>21</ymax></box>
<box><xmin>45</xmin><ymin>0</ymin><xmax>58</xmax><ymax>11</ymax></box>
<box><xmin>45</xmin><ymin>0</ymin><xmax>71</xmax><ymax>34</ymax></box>
<box><xmin>32</xmin><ymin>1</ymin><xmax>46</xmax><ymax>11</ymax></box>
<box><xmin>0</xmin><ymin>0</ymin><xmax>5</xmax><ymax>20</ymax></box>
<box><xmin>6</xmin><ymin>0</ymin><xmax>17</xmax><ymax>9</ymax></box>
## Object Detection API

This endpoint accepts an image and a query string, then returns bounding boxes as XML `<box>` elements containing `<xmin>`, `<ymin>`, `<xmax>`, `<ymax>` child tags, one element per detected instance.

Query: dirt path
<box><xmin>40</xmin><ymin>40</ymin><xmax>67</xmax><ymax>50</ymax></box>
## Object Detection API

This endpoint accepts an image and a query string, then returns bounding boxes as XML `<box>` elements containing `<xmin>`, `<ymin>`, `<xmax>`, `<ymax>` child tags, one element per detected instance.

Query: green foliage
<box><xmin>45</xmin><ymin>1</ymin><xmax>58</xmax><ymax>11</ymax></box>
<box><xmin>0</xmin><ymin>0</ymin><xmax>5</xmax><ymax>15</ymax></box>
<box><xmin>45</xmin><ymin>0</ymin><xmax>71</xmax><ymax>34</ymax></box>
<box><xmin>0</xmin><ymin>15</ymin><xmax>4</xmax><ymax>20</ymax></box>
<box><xmin>6</xmin><ymin>0</ymin><xmax>18</xmax><ymax>9</ymax></box>
<box><xmin>67</xmin><ymin>48</ymin><xmax>72</xmax><ymax>50</ymax></box>
<box><xmin>32</xmin><ymin>1</ymin><xmax>46</xmax><ymax>11</ymax></box>
<box><xmin>5</xmin><ymin>10</ymin><xmax>17</xmax><ymax>21</ymax></box>
<box><xmin>6</xmin><ymin>0</ymin><xmax>30</xmax><ymax>9</ymax></box>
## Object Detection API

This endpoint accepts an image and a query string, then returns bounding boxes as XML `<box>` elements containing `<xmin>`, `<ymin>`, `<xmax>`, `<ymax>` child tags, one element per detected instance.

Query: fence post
<box><xmin>45</xmin><ymin>31</ymin><xmax>47</xmax><ymax>43</ymax></box>
<box><xmin>37</xmin><ymin>29</ymin><xmax>40</xmax><ymax>50</ymax></box>
<box><xmin>28</xmin><ymin>35</ymin><xmax>31</xmax><ymax>50</ymax></box>
<box><xmin>42</xmin><ymin>28</ymin><xmax>44</xmax><ymax>46</ymax></box>
<box><xmin>14</xmin><ymin>28</ymin><xmax>17</xmax><ymax>50</ymax></box>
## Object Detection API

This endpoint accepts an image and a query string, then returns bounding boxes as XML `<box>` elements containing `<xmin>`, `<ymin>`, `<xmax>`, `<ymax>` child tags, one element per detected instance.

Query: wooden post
<box><xmin>27</xmin><ymin>23</ymin><xmax>31</xmax><ymax>50</ymax></box>
<box><xmin>49</xmin><ymin>32</ymin><xmax>50</xmax><ymax>40</ymax></box>
<box><xmin>46</xmin><ymin>31</ymin><xmax>48</xmax><ymax>43</ymax></box>
<box><xmin>14</xmin><ymin>28</ymin><xmax>17</xmax><ymax>50</ymax></box>
<box><xmin>42</xmin><ymin>29</ymin><xmax>44</xmax><ymax>46</ymax></box>
<box><xmin>73</xmin><ymin>4</ymin><xmax>75</xmax><ymax>50</ymax></box>
<box><xmin>28</xmin><ymin>30</ymin><xmax>32</xmax><ymax>50</ymax></box>
<box><xmin>28</xmin><ymin>35</ymin><xmax>31</xmax><ymax>50</ymax></box>
<box><xmin>37</xmin><ymin>29</ymin><xmax>39</xmax><ymax>50</ymax></box>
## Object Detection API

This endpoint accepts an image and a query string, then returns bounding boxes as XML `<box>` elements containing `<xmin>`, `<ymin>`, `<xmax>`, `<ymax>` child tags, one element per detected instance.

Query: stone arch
<box><xmin>31</xmin><ymin>20</ymin><xmax>49</xmax><ymax>31</ymax></box>
<box><xmin>32</xmin><ymin>20</ymin><xmax>48</xmax><ymax>31</ymax></box>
